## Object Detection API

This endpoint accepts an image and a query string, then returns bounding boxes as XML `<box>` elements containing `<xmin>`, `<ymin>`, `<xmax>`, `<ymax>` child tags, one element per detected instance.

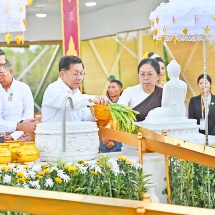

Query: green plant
<box><xmin>167</xmin><ymin>157</ymin><xmax>215</xmax><ymax>208</ymax></box>
<box><xmin>108</xmin><ymin>103</ymin><xmax>139</xmax><ymax>133</ymax></box>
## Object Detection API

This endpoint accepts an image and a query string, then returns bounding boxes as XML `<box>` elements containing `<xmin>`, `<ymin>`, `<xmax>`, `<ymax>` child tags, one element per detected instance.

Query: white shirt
<box><xmin>0</xmin><ymin>89</ymin><xmax>17</xmax><ymax>132</ymax></box>
<box><xmin>1</xmin><ymin>78</ymin><xmax>34</xmax><ymax>139</ymax></box>
<box><xmin>42</xmin><ymin>77</ymin><xmax>95</xmax><ymax>122</ymax></box>
<box><xmin>118</xmin><ymin>84</ymin><xmax>150</xmax><ymax>108</ymax></box>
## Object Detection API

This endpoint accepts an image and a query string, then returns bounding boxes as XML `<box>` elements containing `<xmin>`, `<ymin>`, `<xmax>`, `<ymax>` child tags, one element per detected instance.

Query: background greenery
<box><xmin>169</xmin><ymin>157</ymin><xmax>215</xmax><ymax>208</ymax></box>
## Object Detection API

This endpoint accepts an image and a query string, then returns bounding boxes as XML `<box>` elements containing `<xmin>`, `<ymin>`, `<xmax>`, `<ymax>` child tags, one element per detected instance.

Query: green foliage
<box><xmin>108</xmin><ymin>103</ymin><xmax>140</xmax><ymax>133</ymax></box>
<box><xmin>168</xmin><ymin>157</ymin><xmax>215</xmax><ymax>208</ymax></box>
<box><xmin>0</xmin><ymin>155</ymin><xmax>150</xmax><ymax>214</ymax></box>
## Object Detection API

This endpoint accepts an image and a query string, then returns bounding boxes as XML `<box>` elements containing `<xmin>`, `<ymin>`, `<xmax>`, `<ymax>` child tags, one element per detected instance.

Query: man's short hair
<box><xmin>59</xmin><ymin>55</ymin><xmax>84</xmax><ymax>72</ymax></box>
<box><xmin>5</xmin><ymin>59</ymin><xmax>11</xmax><ymax>69</ymax></box>
<box><xmin>110</xmin><ymin>80</ymin><xmax>123</xmax><ymax>88</ymax></box>
<box><xmin>0</xmin><ymin>50</ymin><xmax>5</xmax><ymax>56</ymax></box>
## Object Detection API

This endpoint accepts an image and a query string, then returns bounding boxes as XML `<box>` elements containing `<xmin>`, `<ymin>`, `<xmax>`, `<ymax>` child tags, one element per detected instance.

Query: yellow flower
<box><xmin>43</xmin><ymin>168</ymin><xmax>51</xmax><ymax>173</ymax></box>
<box><xmin>17</xmin><ymin>178</ymin><xmax>25</xmax><ymax>184</ymax></box>
<box><xmin>36</xmin><ymin>175</ymin><xmax>43</xmax><ymax>179</ymax></box>
<box><xmin>64</xmin><ymin>165</ymin><xmax>69</xmax><ymax>170</ymax></box>
<box><xmin>78</xmin><ymin>160</ymin><xmax>85</xmax><ymax>164</ymax></box>
<box><xmin>117</xmin><ymin>156</ymin><xmax>126</xmax><ymax>161</ymax></box>
<box><xmin>23</xmin><ymin>165</ymin><xmax>29</xmax><ymax>170</ymax></box>
<box><xmin>41</xmin><ymin>163</ymin><xmax>49</xmax><ymax>168</ymax></box>
<box><xmin>16</xmin><ymin>172</ymin><xmax>24</xmax><ymax>177</ymax></box>
<box><xmin>1</xmin><ymin>166</ymin><xmax>12</xmax><ymax>171</ymax></box>
<box><xmin>55</xmin><ymin>177</ymin><xmax>63</xmax><ymax>184</ymax></box>
<box><xmin>38</xmin><ymin>171</ymin><xmax>45</xmax><ymax>176</ymax></box>
<box><xmin>125</xmin><ymin>161</ymin><xmax>133</xmax><ymax>165</ymax></box>
<box><xmin>180</xmin><ymin>159</ymin><xmax>184</xmax><ymax>162</ymax></box>
<box><xmin>107</xmin><ymin>165</ymin><xmax>112</xmax><ymax>169</ymax></box>
<box><xmin>25</xmin><ymin>177</ymin><xmax>31</xmax><ymax>181</ymax></box>
<box><xmin>69</xmin><ymin>166</ymin><xmax>78</xmax><ymax>172</ymax></box>
<box><xmin>90</xmin><ymin>171</ymin><xmax>97</xmax><ymax>175</ymax></box>
<box><xmin>83</xmin><ymin>162</ymin><xmax>88</xmax><ymax>166</ymax></box>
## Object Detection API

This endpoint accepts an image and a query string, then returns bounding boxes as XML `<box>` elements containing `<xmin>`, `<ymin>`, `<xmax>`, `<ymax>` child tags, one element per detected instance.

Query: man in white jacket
<box><xmin>0</xmin><ymin>49</ymin><xmax>36</xmax><ymax>136</ymax></box>
<box><xmin>42</xmin><ymin>55</ymin><xmax>110</xmax><ymax>122</ymax></box>
<box><xmin>0</xmin><ymin>60</ymin><xmax>34</xmax><ymax>141</ymax></box>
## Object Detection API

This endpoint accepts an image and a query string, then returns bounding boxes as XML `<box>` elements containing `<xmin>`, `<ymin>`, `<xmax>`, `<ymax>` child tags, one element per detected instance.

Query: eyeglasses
<box><xmin>0</xmin><ymin>63</ymin><xmax>6</xmax><ymax>68</ymax></box>
<box><xmin>139</xmin><ymin>73</ymin><xmax>154</xmax><ymax>78</ymax></box>
<box><xmin>65</xmin><ymin>71</ymin><xmax>86</xmax><ymax>77</ymax></box>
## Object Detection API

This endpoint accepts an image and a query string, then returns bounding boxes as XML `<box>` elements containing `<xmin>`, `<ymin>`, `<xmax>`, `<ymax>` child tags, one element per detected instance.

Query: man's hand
<box><xmin>106</xmin><ymin>140</ymin><xmax>115</xmax><ymax>149</ymax></box>
<box><xmin>94</xmin><ymin>95</ymin><xmax>112</xmax><ymax>105</ymax></box>
<box><xmin>4</xmin><ymin>134</ymin><xmax>13</xmax><ymax>141</ymax></box>
<box><xmin>16</xmin><ymin>118</ymin><xmax>37</xmax><ymax>134</ymax></box>
<box><xmin>101</xmin><ymin>138</ymin><xmax>115</xmax><ymax>149</ymax></box>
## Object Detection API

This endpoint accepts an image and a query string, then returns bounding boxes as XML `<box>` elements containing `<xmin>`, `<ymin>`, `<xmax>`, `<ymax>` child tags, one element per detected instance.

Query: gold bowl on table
<box><xmin>6</xmin><ymin>140</ymin><xmax>23</xmax><ymax>163</ymax></box>
<box><xmin>15</xmin><ymin>142</ymin><xmax>40</xmax><ymax>164</ymax></box>
<box><xmin>0</xmin><ymin>143</ymin><xmax>12</xmax><ymax>165</ymax></box>
<box><xmin>92</xmin><ymin>105</ymin><xmax>112</xmax><ymax>126</ymax></box>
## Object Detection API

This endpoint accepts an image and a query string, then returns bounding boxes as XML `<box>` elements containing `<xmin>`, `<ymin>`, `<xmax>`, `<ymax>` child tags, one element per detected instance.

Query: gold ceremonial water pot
<box><xmin>15</xmin><ymin>142</ymin><xmax>40</xmax><ymax>164</ymax></box>
<box><xmin>92</xmin><ymin>105</ymin><xmax>112</xmax><ymax>126</ymax></box>
<box><xmin>6</xmin><ymin>140</ymin><xmax>22</xmax><ymax>163</ymax></box>
<box><xmin>0</xmin><ymin>143</ymin><xmax>12</xmax><ymax>165</ymax></box>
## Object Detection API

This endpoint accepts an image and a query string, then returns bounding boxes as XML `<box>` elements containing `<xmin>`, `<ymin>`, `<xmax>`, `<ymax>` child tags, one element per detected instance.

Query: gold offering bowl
<box><xmin>0</xmin><ymin>143</ymin><xmax>12</xmax><ymax>165</ymax></box>
<box><xmin>15</xmin><ymin>142</ymin><xmax>40</xmax><ymax>164</ymax></box>
<box><xmin>6</xmin><ymin>140</ymin><xmax>22</xmax><ymax>163</ymax></box>
<box><xmin>92</xmin><ymin>105</ymin><xmax>112</xmax><ymax>126</ymax></box>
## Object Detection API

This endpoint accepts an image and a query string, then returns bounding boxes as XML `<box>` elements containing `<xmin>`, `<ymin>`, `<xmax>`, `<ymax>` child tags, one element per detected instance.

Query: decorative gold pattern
<box><xmin>15</xmin><ymin>142</ymin><xmax>40</xmax><ymax>164</ymax></box>
<box><xmin>162</xmin><ymin>130</ymin><xmax>172</xmax><ymax>204</ymax></box>
<box><xmin>7</xmin><ymin>141</ymin><xmax>22</xmax><ymax>163</ymax></box>
<box><xmin>92</xmin><ymin>105</ymin><xmax>112</xmax><ymax>121</ymax></box>
<box><xmin>0</xmin><ymin>143</ymin><xmax>11</xmax><ymax>165</ymax></box>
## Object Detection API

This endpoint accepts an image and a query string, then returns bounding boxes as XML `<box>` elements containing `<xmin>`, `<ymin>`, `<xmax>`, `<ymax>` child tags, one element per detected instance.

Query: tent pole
<box><xmin>203</xmin><ymin>36</ymin><xmax>209</xmax><ymax>146</ymax></box>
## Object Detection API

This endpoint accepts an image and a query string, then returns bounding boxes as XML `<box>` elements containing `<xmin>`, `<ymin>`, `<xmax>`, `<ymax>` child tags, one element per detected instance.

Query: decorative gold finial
<box><xmin>143</xmin><ymin>193</ymin><xmax>151</xmax><ymax>202</ymax></box>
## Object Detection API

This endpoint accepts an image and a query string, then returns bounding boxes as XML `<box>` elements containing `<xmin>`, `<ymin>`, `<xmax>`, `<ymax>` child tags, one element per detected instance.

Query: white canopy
<box><xmin>149</xmin><ymin>0</ymin><xmax>215</xmax><ymax>41</ymax></box>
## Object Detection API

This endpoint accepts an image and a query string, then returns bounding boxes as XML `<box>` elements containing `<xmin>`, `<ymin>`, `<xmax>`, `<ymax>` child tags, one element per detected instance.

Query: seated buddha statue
<box><xmin>146</xmin><ymin>60</ymin><xmax>187</xmax><ymax>119</ymax></box>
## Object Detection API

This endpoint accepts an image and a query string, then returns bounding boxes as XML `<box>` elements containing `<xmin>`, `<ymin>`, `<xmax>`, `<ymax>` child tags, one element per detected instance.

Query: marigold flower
<box><xmin>55</xmin><ymin>177</ymin><xmax>63</xmax><ymax>184</ymax></box>
<box><xmin>41</xmin><ymin>164</ymin><xmax>49</xmax><ymax>168</ymax></box>
<box><xmin>25</xmin><ymin>177</ymin><xmax>31</xmax><ymax>181</ymax></box>
<box><xmin>78</xmin><ymin>160</ymin><xmax>85</xmax><ymax>164</ymax></box>
<box><xmin>38</xmin><ymin>171</ymin><xmax>45</xmax><ymax>176</ymax></box>
<box><xmin>1</xmin><ymin>166</ymin><xmax>12</xmax><ymax>171</ymax></box>
<box><xmin>43</xmin><ymin>168</ymin><xmax>51</xmax><ymax>173</ymax></box>
<box><xmin>90</xmin><ymin>171</ymin><xmax>97</xmax><ymax>175</ymax></box>
<box><xmin>125</xmin><ymin>161</ymin><xmax>133</xmax><ymax>165</ymax></box>
<box><xmin>17</xmin><ymin>178</ymin><xmax>25</xmax><ymax>183</ymax></box>
<box><xmin>66</xmin><ymin>166</ymin><xmax>78</xmax><ymax>172</ymax></box>
<box><xmin>117</xmin><ymin>156</ymin><xmax>126</xmax><ymax>161</ymax></box>
<box><xmin>16</xmin><ymin>172</ymin><xmax>24</xmax><ymax>177</ymax></box>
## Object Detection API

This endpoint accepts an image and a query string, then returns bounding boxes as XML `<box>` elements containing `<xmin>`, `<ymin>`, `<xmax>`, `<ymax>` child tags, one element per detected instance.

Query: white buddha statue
<box><xmin>146</xmin><ymin>60</ymin><xmax>187</xmax><ymax>119</ymax></box>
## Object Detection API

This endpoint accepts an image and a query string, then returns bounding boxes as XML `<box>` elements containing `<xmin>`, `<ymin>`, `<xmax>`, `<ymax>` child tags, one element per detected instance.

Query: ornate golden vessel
<box><xmin>6</xmin><ymin>140</ymin><xmax>22</xmax><ymax>163</ymax></box>
<box><xmin>92</xmin><ymin>105</ymin><xmax>112</xmax><ymax>126</ymax></box>
<box><xmin>15</xmin><ymin>142</ymin><xmax>40</xmax><ymax>164</ymax></box>
<box><xmin>0</xmin><ymin>143</ymin><xmax>12</xmax><ymax>165</ymax></box>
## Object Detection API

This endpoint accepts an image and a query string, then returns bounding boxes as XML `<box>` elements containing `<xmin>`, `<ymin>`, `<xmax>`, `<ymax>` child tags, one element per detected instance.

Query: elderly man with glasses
<box><xmin>42</xmin><ymin>55</ymin><xmax>110</xmax><ymax>122</ymax></box>
<box><xmin>0</xmin><ymin>59</ymin><xmax>34</xmax><ymax>141</ymax></box>
<box><xmin>0</xmin><ymin>50</ymin><xmax>37</xmax><ymax>137</ymax></box>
